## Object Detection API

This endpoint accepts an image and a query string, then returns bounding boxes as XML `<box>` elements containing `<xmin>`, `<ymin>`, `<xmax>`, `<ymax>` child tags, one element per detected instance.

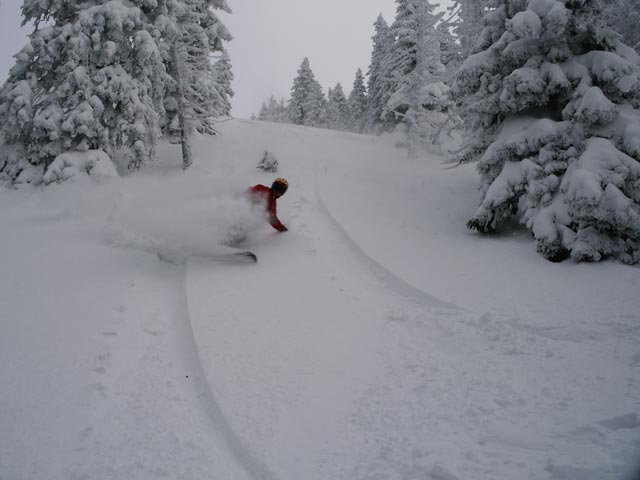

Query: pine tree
<box><xmin>275</xmin><ymin>97</ymin><xmax>289</xmax><ymax>123</ymax></box>
<box><xmin>288</xmin><ymin>57</ymin><xmax>327</xmax><ymax>127</ymax></box>
<box><xmin>326</xmin><ymin>83</ymin><xmax>351</xmax><ymax>131</ymax></box>
<box><xmin>454</xmin><ymin>0</ymin><xmax>640</xmax><ymax>264</ymax></box>
<box><xmin>157</xmin><ymin>0</ymin><xmax>232</xmax><ymax>135</ymax></box>
<box><xmin>257</xmin><ymin>95</ymin><xmax>289</xmax><ymax>123</ymax></box>
<box><xmin>384</xmin><ymin>0</ymin><xmax>451</xmax><ymax>154</ymax></box>
<box><xmin>347</xmin><ymin>68</ymin><xmax>368</xmax><ymax>133</ymax></box>
<box><xmin>212</xmin><ymin>50</ymin><xmax>234</xmax><ymax>117</ymax></box>
<box><xmin>365</xmin><ymin>14</ymin><xmax>395</xmax><ymax>133</ymax></box>
<box><xmin>154</xmin><ymin>0</ymin><xmax>232</xmax><ymax>168</ymax></box>
<box><xmin>436</xmin><ymin>20</ymin><xmax>462</xmax><ymax>75</ymax></box>
<box><xmin>601</xmin><ymin>0</ymin><xmax>640</xmax><ymax>53</ymax></box>
<box><xmin>258</xmin><ymin>102</ymin><xmax>269</xmax><ymax>120</ymax></box>
<box><xmin>449</xmin><ymin>0</ymin><xmax>486</xmax><ymax>60</ymax></box>
<box><xmin>0</xmin><ymin>0</ymin><xmax>165</xmax><ymax>180</ymax></box>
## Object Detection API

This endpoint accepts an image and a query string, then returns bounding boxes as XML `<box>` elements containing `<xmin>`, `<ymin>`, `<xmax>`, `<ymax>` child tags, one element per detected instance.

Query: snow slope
<box><xmin>1</xmin><ymin>119</ymin><xmax>639</xmax><ymax>480</ymax></box>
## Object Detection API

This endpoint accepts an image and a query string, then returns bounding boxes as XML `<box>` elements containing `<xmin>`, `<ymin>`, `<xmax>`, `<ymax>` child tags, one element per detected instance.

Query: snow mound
<box><xmin>43</xmin><ymin>150</ymin><xmax>118</xmax><ymax>184</ymax></box>
<box><xmin>508</xmin><ymin>10</ymin><xmax>542</xmax><ymax>39</ymax></box>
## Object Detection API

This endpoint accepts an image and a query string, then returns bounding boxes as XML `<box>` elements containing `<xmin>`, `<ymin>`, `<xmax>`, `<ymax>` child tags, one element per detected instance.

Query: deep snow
<box><xmin>1</xmin><ymin>119</ymin><xmax>639</xmax><ymax>480</ymax></box>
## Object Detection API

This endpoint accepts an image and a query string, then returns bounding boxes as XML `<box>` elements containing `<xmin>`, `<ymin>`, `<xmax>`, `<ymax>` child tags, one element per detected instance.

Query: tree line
<box><xmin>256</xmin><ymin>2</ymin><xmax>467</xmax><ymax>155</ymax></box>
<box><xmin>258</xmin><ymin>0</ymin><xmax>640</xmax><ymax>264</ymax></box>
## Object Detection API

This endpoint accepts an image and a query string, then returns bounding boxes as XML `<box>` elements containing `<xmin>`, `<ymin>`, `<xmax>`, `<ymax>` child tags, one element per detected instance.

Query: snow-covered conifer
<box><xmin>212</xmin><ymin>50</ymin><xmax>234</xmax><ymax>117</ymax></box>
<box><xmin>454</xmin><ymin>0</ymin><xmax>640</xmax><ymax>263</ymax></box>
<box><xmin>257</xmin><ymin>95</ymin><xmax>289</xmax><ymax>123</ymax></box>
<box><xmin>384</xmin><ymin>0</ymin><xmax>451</xmax><ymax>154</ymax></box>
<box><xmin>157</xmin><ymin>0</ymin><xmax>232</xmax><ymax>138</ymax></box>
<box><xmin>288</xmin><ymin>57</ymin><xmax>327</xmax><ymax>127</ymax></box>
<box><xmin>436</xmin><ymin>20</ymin><xmax>462</xmax><ymax>75</ymax></box>
<box><xmin>0</xmin><ymin>0</ymin><xmax>165</xmax><ymax>180</ymax></box>
<box><xmin>601</xmin><ymin>0</ymin><xmax>640</xmax><ymax>53</ymax></box>
<box><xmin>258</xmin><ymin>102</ymin><xmax>269</xmax><ymax>121</ymax></box>
<box><xmin>149</xmin><ymin>0</ymin><xmax>232</xmax><ymax>169</ymax></box>
<box><xmin>267</xmin><ymin>95</ymin><xmax>283</xmax><ymax>122</ymax></box>
<box><xmin>274</xmin><ymin>98</ymin><xmax>289</xmax><ymax>123</ymax></box>
<box><xmin>365</xmin><ymin>14</ymin><xmax>395</xmax><ymax>133</ymax></box>
<box><xmin>347</xmin><ymin>68</ymin><xmax>368</xmax><ymax>133</ymax></box>
<box><xmin>326</xmin><ymin>83</ymin><xmax>351</xmax><ymax>131</ymax></box>
<box><xmin>449</xmin><ymin>0</ymin><xmax>486</xmax><ymax>60</ymax></box>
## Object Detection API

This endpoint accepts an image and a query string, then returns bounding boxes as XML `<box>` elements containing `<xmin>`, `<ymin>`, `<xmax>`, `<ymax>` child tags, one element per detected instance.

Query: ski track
<box><xmin>61</xmin><ymin>257</ymin><xmax>258</xmax><ymax>480</ymax></box>
<box><xmin>4</xmin><ymin>119</ymin><xmax>639</xmax><ymax>480</ymax></box>
<box><xmin>180</xmin><ymin>270</ymin><xmax>281</xmax><ymax>480</ymax></box>
<box><xmin>314</xmin><ymin>185</ymin><xmax>462</xmax><ymax>312</ymax></box>
<box><xmin>184</xmin><ymin>121</ymin><xmax>640</xmax><ymax>480</ymax></box>
<box><xmin>183</xmin><ymin>143</ymin><xmax>470</xmax><ymax>480</ymax></box>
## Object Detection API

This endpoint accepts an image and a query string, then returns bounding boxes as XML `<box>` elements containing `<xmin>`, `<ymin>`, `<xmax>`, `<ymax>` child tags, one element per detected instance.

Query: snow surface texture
<box><xmin>1</xmin><ymin>120</ymin><xmax>639</xmax><ymax>480</ymax></box>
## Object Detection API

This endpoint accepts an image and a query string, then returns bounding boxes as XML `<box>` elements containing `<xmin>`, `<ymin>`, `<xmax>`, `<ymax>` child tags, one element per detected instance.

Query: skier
<box><xmin>248</xmin><ymin>178</ymin><xmax>289</xmax><ymax>232</ymax></box>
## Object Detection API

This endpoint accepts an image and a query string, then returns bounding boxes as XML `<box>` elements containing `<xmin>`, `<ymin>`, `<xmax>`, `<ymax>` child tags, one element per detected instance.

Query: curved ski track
<box><xmin>314</xmin><ymin>187</ymin><xmax>462</xmax><ymax>312</ymax></box>
<box><xmin>179</xmin><ymin>275</ymin><xmax>280</xmax><ymax>480</ymax></box>
<box><xmin>179</xmin><ymin>168</ymin><xmax>465</xmax><ymax>480</ymax></box>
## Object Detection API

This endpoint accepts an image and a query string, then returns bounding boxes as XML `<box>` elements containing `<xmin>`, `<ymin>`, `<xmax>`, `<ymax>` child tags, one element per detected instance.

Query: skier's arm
<box><xmin>269</xmin><ymin>201</ymin><xmax>287</xmax><ymax>232</ymax></box>
<box><xmin>269</xmin><ymin>213</ymin><xmax>287</xmax><ymax>231</ymax></box>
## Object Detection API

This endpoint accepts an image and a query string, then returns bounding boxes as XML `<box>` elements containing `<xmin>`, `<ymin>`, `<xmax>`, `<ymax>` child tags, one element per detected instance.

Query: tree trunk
<box><xmin>179</xmin><ymin>106</ymin><xmax>192</xmax><ymax>170</ymax></box>
<box><xmin>172</xmin><ymin>45</ymin><xmax>192</xmax><ymax>170</ymax></box>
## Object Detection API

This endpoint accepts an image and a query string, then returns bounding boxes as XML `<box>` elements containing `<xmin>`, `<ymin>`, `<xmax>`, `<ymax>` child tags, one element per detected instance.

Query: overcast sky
<box><xmin>0</xmin><ymin>1</ymin><xmax>30</xmax><ymax>84</ymax></box>
<box><xmin>218</xmin><ymin>0</ymin><xmax>400</xmax><ymax>118</ymax></box>
<box><xmin>0</xmin><ymin>0</ymin><xmax>452</xmax><ymax>119</ymax></box>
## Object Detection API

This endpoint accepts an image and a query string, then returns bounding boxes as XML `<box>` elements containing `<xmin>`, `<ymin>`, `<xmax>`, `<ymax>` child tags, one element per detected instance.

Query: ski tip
<box><xmin>236</xmin><ymin>251</ymin><xmax>258</xmax><ymax>263</ymax></box>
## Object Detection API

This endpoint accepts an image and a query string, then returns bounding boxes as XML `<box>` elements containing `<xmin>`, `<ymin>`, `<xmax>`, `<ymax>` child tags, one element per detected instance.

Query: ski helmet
<box><xmin>271</xmin><ymin>178</ymin><xmax>288</xmax><ymax>195</ymax></box>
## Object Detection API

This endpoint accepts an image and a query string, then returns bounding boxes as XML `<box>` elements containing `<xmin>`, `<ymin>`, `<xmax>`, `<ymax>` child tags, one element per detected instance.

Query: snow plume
<box><xmin>105</xmin><ymin>174</ymin><xmax>265</xmax><ymax>263</ymax></box>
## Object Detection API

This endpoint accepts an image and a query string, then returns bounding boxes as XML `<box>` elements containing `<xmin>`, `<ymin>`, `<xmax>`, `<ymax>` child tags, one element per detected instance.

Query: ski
<box><xmin>157</xmin><ymin>250</ymin><xmax>257</xmax><ymax>265</ymax></box>
<box><xmin>216</xmin><ymin>251</ymin><xmax>258</xmax><ymax>263</ymax></box>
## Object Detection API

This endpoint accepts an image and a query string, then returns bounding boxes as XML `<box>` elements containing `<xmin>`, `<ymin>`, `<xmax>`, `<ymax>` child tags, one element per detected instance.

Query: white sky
<box><xmin>0</xmin><ymin>0</ymin><xmax>453</xmax><ymax>119</ymax></box>
<box><xmin>0</xmin><ymin>1</ymin><xmax>30</xmax><ymax>83</ymax></box>
<box><xmin>219</xmin><ymin>0</ymin><xmax>400</xmax><ymax>118</ymax></box>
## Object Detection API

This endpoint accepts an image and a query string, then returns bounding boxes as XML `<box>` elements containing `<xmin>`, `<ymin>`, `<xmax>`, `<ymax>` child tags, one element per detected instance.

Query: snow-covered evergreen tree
<box><xmin>156</xmin><ymin>0</ymin><xmax>232</xmax><ymax>137</ymax></box>
<box><xmin>150</xmin><ymin>0</ymin><xmax>232</xmax><ymax>168</ymax></box>
<box><xmin>274</xmin><ymin>97</ymin><xmax>289</xmax><ymax>123</ymax></box>
<box><xmin>365</xmin><ymin>14</ymin><xmax>395</xmax><ymax>133</ymax></box>
<box><xmin>601</xmin><ymin>0</ymin><xmax>640</xmax><ymax>53</ymax></box>
<box><xmin>436</xmin><ymin>19</ymin><xmax>462</xmax><ymax>75</ymax></box>
<box><xmin>258</xmin><ymin>98</ymin><xmax>271</xmax><ymax>121</ymax></box>
<box><xmin>347</xmin><ymin>68</ymin><xmax>368</xmax><ymax>133</ymax></box>
<box><xmin>326</xmin><ymin>83</ymin><xmax>351</xmax><ymax>131</ymax></box>
<box><xmin>288</xmin><ymin>57</ymin><xmax>327</xmax><ymax>127</ymax></box>
<box><xmin>0</xmin><ymin>0</ymin><xmax>166</xmax><ymax>180</ymax></box>
<box><xmin>258</xmin><ymin>95</ymin><xmax>289</xmax><ymax>123</ymax></box>
<box><xmin>212</xmin><ymin>50</ymin><xmax>234</xmax><ymax>117</ymax></box>
<box><xmin>454</xmin><ymin>0</ymin><xmax>640</xmax><ymax>264</ymax></box>
<box><xmin>258</xmin><ymin>102</ymin><xmax>269</xmax><ymax>121</ymax></box>
<box><xmin>449</xmin><ymin>0</ymin><xmax>486</xmax><ymax>60</ymax></box>
<box><xmin>384</xmin><ymin>0</ymin><xmax>451</xmax><ymax>154</ymax></box>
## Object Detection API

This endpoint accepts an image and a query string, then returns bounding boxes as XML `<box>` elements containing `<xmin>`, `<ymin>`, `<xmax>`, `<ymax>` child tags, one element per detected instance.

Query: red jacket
<box><xmin>248</xmin><ymin>185</ymin><xmax>287</xmax><ymax>231</ymax></box>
